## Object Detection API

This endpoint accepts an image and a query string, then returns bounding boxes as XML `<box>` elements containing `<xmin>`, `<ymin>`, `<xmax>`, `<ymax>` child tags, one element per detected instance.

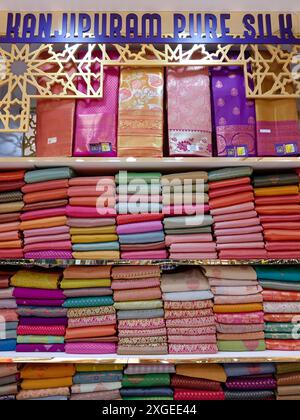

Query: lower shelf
<box><xmin>2</xmin><ymin>351</ymin><xmax>300</xmax><ymax>364</ymax></box>
<box><xmin>0</xmin><ymin>258</ymin><xmax>299</xmax><ymax>267</ymax></box>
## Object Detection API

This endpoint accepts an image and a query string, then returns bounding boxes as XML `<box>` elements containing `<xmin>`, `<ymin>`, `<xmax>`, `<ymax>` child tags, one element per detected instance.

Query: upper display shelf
<box><xmin>1</xmin><ymin>157</ymin><xmax>300</xmax><ymax>172</ymax></box>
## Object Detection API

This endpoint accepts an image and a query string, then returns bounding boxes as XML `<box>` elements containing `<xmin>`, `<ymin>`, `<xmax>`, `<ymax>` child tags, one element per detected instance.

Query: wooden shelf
<box><xmin>0</xmin><ymin>258</ymin><xmax>299</xmax><ymax>267</ymax></box>
<box><xmin>1</xmin><ymin>157</ymin><xmax>300</xmax><ymax>171</ymax></box>
<box><xmin>1</xmin><ymin>351</ymin><xmax>300</xmax><ymax>364</ymax></box>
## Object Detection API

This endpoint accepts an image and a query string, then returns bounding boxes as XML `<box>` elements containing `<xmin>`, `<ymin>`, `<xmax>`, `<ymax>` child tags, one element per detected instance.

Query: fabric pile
<box><xmin>121</xmin><ymin>364</ymin><xmax>174</xmax><ymax>400</ymax></box>
<box><xmin>12</xmin><ymin>269</ymin><xmax>67</xmax><ymax>352</ymax></box>
<box><xmin>67</xmin><ymin>176</ymin><xmax>119</xmax><ymax>260</ymax></box>
<box><xmin>208</xmin><ymin>167</ymin><xmax>267</xmax><ymax>259</ymax></box>
<box><xmin>0</xmin><ymin>269</ymin><xmax>17</xmax><ymax>351</ymax></box>
<box><xmin>17</xmin><ymin>364</ymin><xmax>74</xmax><ymax>400</ymax></box>
<box><xmin>20</xmin><ymin>167</ymin><xmax>74</xmax><ymax>259</ymax></box>
<box><xmin>256</xmin><ymin>266</ymin><xmax>300</xmax><ymax>351</ymax></box>
<box><xmin>0</xmin><ymin>364</ymin><xmax>19</xmax><ymax>400</ymax></box>
<box><xmin>162</xmin><ymin>172</ymin><xmax>216</xmax><ymax>260</ymax></box>
<box><xmin>116</xmin><ymin>171</ymin><xmax>166</xmax><ymax>260</ymax></box>
<box><xmin>112</xmin><ymin>265</ymin><xmax>168</xmax><ymax>355</ymax></box>
<box><xmin>161</xmin><ymin>267</ymin><xmax>217</xmax><ymax>354</ymax></box>
<box><xmin>224</xmin><ymin>363</ymin><xmax>276</xmax><ymax>400</ymax></box>
<box><xmin>70</xmin><ymin>364</ymin><xmax>123</xmax><ymax>400</ymax></box>
<box><xmin>173</xmin><ymin>364</ymin><xmax>226</xmax><ymax>400</ymax></box>
<box><xmin>0</xmin><ymin>170</ymin><xmax>25</xmax><ymax>259</ymax></box>
<box><xmin>276</xmin><ymin>363</ymin><xmax>300</xmax><ymax>400</ymax></box>
<box><xmin>253</xmin><ymin>171</ymin><xmax>300</xmax><ymax>259</ymax></box>
<box><xmin>203</xmin><ymin>265</ymin><xmax>266</xmax><ymax>352</ymax></box>
<box><xmin>63</xmin><ymin>266</ymin><xmax>117</xmax><ymax>354</ymax></box>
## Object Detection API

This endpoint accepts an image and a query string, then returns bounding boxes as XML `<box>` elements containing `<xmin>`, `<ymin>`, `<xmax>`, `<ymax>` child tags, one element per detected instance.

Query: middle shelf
<box><xmin>2</xmin><ymin>156</ymin><xmax>300</xmax><ymax>171</ymax></box>
<box><xmin>0</xmin><ymin>259</ymin><xmax>299</xmax><ymax>267</ymax></box>
<box><xmin>2</xmin><ymin>351</ymin><xmax>300</xmax><ymax>364</ymax></box>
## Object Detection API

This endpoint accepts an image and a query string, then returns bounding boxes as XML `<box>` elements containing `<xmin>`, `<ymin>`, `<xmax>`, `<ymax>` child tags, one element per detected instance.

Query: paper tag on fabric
<box><xmin>48</xmin><ymin>137</ymin><xmax>57</xmax><ymax>144</ymax></box>
<box><xmin>260</xmin><ymin>129</ymin><xmax>272</xmax><ymax>133</ymax></box>
<box><xmin>89</xmin><ymin>142</ymin><xmax>113</xmax><ymax>153</ymax></box>
<box><xmin>275</xmin><ymin>143</ymin><xmax>298</xmax><ymax>156</ymax></box>
<box><xmin>226</xmin><ymin>145</ymin><xmax>249</xmax><ymax>157</ymax></box>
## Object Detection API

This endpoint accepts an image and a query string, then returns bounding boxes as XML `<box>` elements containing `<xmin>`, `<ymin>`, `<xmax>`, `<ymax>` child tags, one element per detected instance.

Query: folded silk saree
<box><xmin>121</xmin><ymin>387</ymin><xmax>173</xmax><ymax>397</ymax></box>
<box><xmin>225</xmin><ymin>390</ymin><xmax>275</xmax><ymax>400</ymax></box>
<box><xmin>255</xmin><ymin>51</ymin><xmax>300</xmax><ymax>157</ymax></box>
<box><xmin>264</xmin><ymin>301</ymin><xmax>300</xmax><ymax>313</ymax></box>
<box><xmin>254</xmin><ymin>266</ymin><xmax>300</xmax><ymax>281</ymax></box>
<box><xmin>73</xmin><ymin>244</ymin><xmax>120</xmax><ymax>253</ymax></box>
<box><xmin>217</xmin><ymin>340</ymin><xmax>266</xmax><ymax>352</ymax></box>
<box><xmin>167</xmin><ymin>66</ymin><xmax>212</xmax><ymax>157</ymax></box>
<box><xmin>65</xmin><ymin>325</ymin><xmax>116</xmax><ymax>340</ymax></box>
<box><xmin>65</xmin><ymin>342</ymin><xmax>117</xmax><ymax>354</ymax></box>
<box><xmin>73</xmin><ymin>52</ymin><xmax>119</xmax><ymax>157</ymax></box>
<box><xmin>25</xmin><ymin>167</ymin><xmax>74</xmax><ymax>184</ymax></box>
<box><xmin>211</xmin><ymin>64</ymin><xmax>256</xmax><ymax>157</ymax></box>
<box><xmin>22</xmin><ymin>179</ymin><xmax>69</xmax><ymax>194</ymax></box>
<box><xmin>63</xmin><ymin>296</ymin><xmax>114</xmax><ymax>308</ymax></box>
<box><xmin>21</xmin><ymin>377</ymin><xmax>73</xmax><ymax>390</ymax></box>
<box><xmin>114</xmin><ymin>287</ymin><xmax>162</xmax><ymax>302</ymax></box>
<box><xmin>174</xmin><ymin>390</ymin><xmax>225</xmax><ymax>400</ymax></box>
<box><xmin>11</xmin><ymin>270</ymin><xmax>60</xmax><ymax>289</ymax></box>
<box><xmin>163</xmin><ymin>215</ymin><xmax>213</xmax><ymax>229</ymax></box>
<box><xmin>70</xmin><ymin>390</ymin><xmax>120</xmax><ymax>400</ymax></box>
<box><xmin>208</xmin><ymin>167</ymin><xmax>253</xmax><ymax>182</ymax></box>
<box><xmin>161</xmin><ymin>268</ymin><xmax>209</xmax><ymax>292</ymax></box>
<box><xmin>118</xmin><ymin>68</ymin><xmax>164</xmax><ymax>157</ymax></box>
<box><xmin>163</xmin><ymin>291</ymin><xmax>213</xmax><ymax>301</ymax></box>
<box><xmin>71</xmin><ymin>383</ymin><xmax>122</xmax><ymax>393</ymax></box>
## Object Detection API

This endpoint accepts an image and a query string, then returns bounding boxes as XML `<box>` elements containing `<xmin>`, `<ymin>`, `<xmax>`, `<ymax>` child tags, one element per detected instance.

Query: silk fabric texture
<box><xmin>118</xmin><ymin>67</ymin><xmax>164</xmax><ymax>157</ymax></box>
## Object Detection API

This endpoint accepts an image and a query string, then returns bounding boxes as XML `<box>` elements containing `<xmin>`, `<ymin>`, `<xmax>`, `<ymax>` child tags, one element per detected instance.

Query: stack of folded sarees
<box><xmin>162</xmin><ymin>172</ymin><xmax>216</xmax><ymax>260</ymax></box>
<box><xmin>67</xmin><ymin>176</ymin><xmax>119</xmax><ymax>260</ymax></box>
<box><xmin>203</xmin><ymin>265</ymin><xmax>266</xmax><ymax>352</ymax></box>
<box><xmin>21</xmin><ymin>167</ymin><xmax>75</xmax><ymax>259</ymax></box>
<box><xmin>63</xmin><ymin>266</ymin><xmax>117</xmax><ymax>354</ymax></box>
<box><xmin>11</xmin><ymin>269</ymin><xmax>67</xmax><ymax>352</ymax></box>
<box><xmin>161</xmin><ymin>267</ymin><xmax>217</xmax><ymax>354</ymax></box>
<box><xmin>255</xmin><ymin>266</ymin><xmax>300</xmax><ymax>351</ymax></box>
<box><xmin>224</xmin><ymin>363</ymin><xmax>276</xmax><ymax>400</ymax></box>
<box><xmin>121</xmin><ymin>364</ymin><xmax>174</xmax><ymax>400</ymax></box>
<box><xmin>116</xmin><ymin>171</ymin><xmax>166</xmax><ymax>260</ymax></box>
<box><xmin>208</xmin><ymin>167</ymin><xmax>267</xmax><ymax>259</ymax></box>
<box><xmin>276</xmin><ymin>363</ymin><xmax>300</xmax><ymax>400</ymax></box>
<box><xmin>173</xmin><ymin>364</ymin><xmax>226</xmax><ymax>400</ymax></box>
<box><xmin>17</xmin><ymin>364</ymin><xmax>74</xmax><ymax>400</ymax></box>
<box><xmin>0</xmin><ymin>270</ymin><xmax>17</xmax><ymax>351</ymax></box>
<box><xmin>0</xmin><ymin>170</ymin><xmax>25</xmax><ymax>259</ymax></box>
<box><xmin>112</xmin><ymin>265</ymin><xmax>168</xmax><ymax>355</ymax></box>
<box><xmin>71</xmin><ymin>364</ymin><xmax>123</xmax><ymax>400</ymax></box>
<box><xmin>0</xmin><ymin>364</ymin><xmax>19</xmax><ymax>400</ymax></box>
<box><xmin>253</xmin><ymin>171</ymin><xmax>300</xmax><ymax>259</ymax></box>
<box><xmin>204</xmin><ymin>266</ymin><xmax>265</xmax><ymax>352</ymax></box>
